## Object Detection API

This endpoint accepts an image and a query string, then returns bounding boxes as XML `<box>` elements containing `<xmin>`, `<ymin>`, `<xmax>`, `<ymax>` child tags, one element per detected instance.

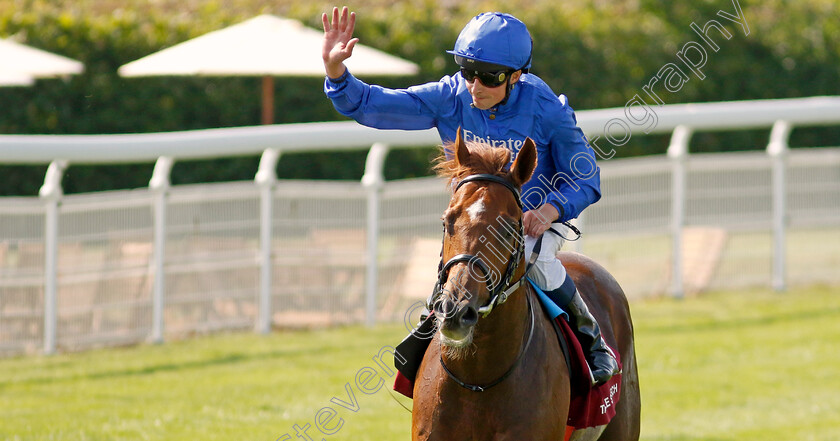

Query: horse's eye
<box><xmin>443</xmin><ymin>210</ymin><xmax>458</xmax><ymax>235</ymax></box>
<box><xmin>498</xmin><ymin>217</ymin><xmax>518</xmax><ymax>238</ymax></box>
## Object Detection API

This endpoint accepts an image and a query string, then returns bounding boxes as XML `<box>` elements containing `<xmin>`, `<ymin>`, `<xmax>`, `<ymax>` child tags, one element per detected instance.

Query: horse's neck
<box><xmin>444</xmin><ymin>286</ymin><xmax>531</xmax><ymax>381</ymax></box>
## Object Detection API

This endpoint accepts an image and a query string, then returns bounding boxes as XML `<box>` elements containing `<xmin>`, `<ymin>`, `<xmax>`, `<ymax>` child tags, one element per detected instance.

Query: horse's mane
<box><xmin>433</xmin><ymin>141</ymin><xmax>512</xmax><ymax>180</ymax></box>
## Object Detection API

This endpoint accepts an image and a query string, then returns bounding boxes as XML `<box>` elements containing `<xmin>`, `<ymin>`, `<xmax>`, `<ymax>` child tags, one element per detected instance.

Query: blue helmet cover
<box><xmin>447</xmin><ymin>12</ymin><xmax>532</xmax><ymax>71</ymax></box>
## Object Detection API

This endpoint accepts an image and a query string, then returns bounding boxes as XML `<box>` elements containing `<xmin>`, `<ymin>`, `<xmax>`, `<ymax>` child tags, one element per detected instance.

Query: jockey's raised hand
<box><xmin>322</xmin><ymin>6</ymin><xmax>359</xmax><ymax>79</ymax></box>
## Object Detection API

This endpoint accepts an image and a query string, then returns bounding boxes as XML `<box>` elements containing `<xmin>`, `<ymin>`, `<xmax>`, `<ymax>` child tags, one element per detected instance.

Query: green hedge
<box><xmin>1</xmin><ymin>0</ymin><xmax>838</xmax><ymax>195</ymax></box>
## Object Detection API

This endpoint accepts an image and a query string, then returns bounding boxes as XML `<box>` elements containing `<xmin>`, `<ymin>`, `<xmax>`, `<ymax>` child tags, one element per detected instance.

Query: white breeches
<box><xmin>523</xmin><ymin>223</ymin><xmax>568</xmax><ymax>291</ymax></box>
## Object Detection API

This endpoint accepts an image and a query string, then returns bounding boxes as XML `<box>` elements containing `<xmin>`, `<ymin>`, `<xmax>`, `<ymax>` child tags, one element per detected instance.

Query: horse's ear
<box><xmin>454</xmin><ymin>127</ymin><xmax>470</xmax><ymax>167</ymax></box>
<box><xmin>510</xmin><ymin>137</ymin><xmax>537</xmax><ymax>188</ymax></box>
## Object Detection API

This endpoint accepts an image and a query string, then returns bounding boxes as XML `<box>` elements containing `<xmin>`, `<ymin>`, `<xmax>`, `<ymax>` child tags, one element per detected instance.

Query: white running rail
<box><xmin>1</xmin><ymin>96</ymin><xmax>839</xmax><ymax>355</ymax></box>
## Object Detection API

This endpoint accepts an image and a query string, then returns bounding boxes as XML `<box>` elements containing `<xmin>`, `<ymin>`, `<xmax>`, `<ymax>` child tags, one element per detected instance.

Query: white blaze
<box><xmin>466</xmin><ymin>199</ymin><xmax>485</xmax><ymax>221</ymax></box>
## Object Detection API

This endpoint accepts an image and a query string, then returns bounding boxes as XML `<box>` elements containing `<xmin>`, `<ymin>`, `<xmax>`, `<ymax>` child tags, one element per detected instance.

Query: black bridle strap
<box><xmin>455</xmin><ymin>174</ymin><xmax>522</xmax><ymax>210</ymax></box>
<box><xmin>439</xmin><ymin>286</ymin><xmax>536</xmax><ymax>392</ymax></box>
<box><xmin>476</xmin><ymin>230</ymin><xmax>543</xmax><ymax>315</ymax></box>
<box><xmin>440</xmin><ymin>254</ymin><xmax>493</xmax><ymax>286</ymax></box>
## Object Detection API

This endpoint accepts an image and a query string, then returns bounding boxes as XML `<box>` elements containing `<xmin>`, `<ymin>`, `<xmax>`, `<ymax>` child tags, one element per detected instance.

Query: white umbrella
<box><xmin>0</xmin><ymin>37</ymin><xmax>84</xmax><ymax>82</ymax></box>
<box><xmin>0</xmin><ymin>71</ymin><xmax>34</xmax><ymax>87</ymax></box>
<box><xmin>118</xmin><ymin>14</ymin><xmax>419</xmax><ymax>124</ymax></box>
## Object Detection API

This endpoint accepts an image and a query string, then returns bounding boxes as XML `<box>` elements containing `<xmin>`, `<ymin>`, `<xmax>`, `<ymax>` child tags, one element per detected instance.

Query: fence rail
<box><xmin>1</xmin><ymin>96</ymin><xmax>839</xmax><ymax>356</ymax></box>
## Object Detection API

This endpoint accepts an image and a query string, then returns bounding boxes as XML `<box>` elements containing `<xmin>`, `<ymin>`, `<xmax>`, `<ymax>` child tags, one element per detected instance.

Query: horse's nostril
<box><xmin>439</xmin><ymin>298</ymin><xmax>457</xmax><ymax>319</ymax></box>
<box><xmin>460</xmin><ymin>306</ymin><xmax>478</xmax><ymax>327</ymax></box>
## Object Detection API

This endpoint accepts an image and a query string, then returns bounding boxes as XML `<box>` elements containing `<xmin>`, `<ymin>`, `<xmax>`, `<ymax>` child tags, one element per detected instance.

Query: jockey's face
<box><xmin>465</xmin><ymin>69</ymin><xmax>522</xmax><ymax>110</ymax></box>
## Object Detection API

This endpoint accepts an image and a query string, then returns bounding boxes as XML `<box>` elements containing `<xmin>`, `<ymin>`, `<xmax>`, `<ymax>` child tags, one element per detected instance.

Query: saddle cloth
<box><xmin>555</xmin><ymin>314</ymin><xmax>622</xmax><ymax>431</ymax></box>
<box><xmin>530</xmin><ymin>280</ymin><xmax>623</xmax><ymax>430</ymax></box>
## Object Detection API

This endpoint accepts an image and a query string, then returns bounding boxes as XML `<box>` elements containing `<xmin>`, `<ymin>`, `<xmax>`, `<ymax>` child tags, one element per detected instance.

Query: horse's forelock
<box><xmin>433</xmin><ymin>141</ymin><xmax>512</xmax><ymax>180</ymax></box>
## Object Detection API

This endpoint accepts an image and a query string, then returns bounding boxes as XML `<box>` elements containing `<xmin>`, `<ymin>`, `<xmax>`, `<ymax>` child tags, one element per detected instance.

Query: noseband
<box><xmin>431</xmin><ymin>173</ymin><xmax>528</xmax><ymax>317</ymax></box>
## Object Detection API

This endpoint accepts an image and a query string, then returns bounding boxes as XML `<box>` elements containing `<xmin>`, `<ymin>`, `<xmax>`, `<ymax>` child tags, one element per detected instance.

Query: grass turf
<box><xmin>0</xmin><ymin>285</ymin><xmax>838</xmax><ymax>440</ymax></box>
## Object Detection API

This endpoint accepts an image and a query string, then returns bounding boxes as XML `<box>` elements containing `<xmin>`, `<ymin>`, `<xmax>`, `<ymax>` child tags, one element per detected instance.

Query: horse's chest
<box><xmin>415</xmin><ymin>382</ymin><xmax>564</xmax><ymax>440</ymax></box>
<box><xmin>416</xmin><ymin>405</ymin><xmax>553</xmax><ymax>441</ymax></box>
<box><xmin>412</xmin><ymin>325</ymin><xmax>569</xmax><ymax>440</ymax></box>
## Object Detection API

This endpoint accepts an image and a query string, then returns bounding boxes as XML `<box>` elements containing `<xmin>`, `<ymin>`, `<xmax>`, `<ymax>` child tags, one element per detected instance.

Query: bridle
<box><xmin>431</xmin><ymin>173</ymin><xmax>538</xmax><ymax>392</ymax></box>
<box><xmin>430</xmin><ymin>173</ymin><xmax>535</xmax><ymax>318</ymax></box>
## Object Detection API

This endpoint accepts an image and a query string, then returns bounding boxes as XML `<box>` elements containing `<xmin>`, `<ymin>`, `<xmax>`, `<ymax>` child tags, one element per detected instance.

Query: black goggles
<box><xmin>460</xmin><ymin>68</ymin><xmax>512</xmax><ymax>88</ymax></box>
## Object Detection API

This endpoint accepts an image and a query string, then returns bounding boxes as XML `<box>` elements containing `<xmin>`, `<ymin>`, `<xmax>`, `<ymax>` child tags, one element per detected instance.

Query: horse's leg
<box><xmin>587</xmin><ymin>287</ymin><xmax>641</xmax><ymax>441</ymax></box>
<box><xmin>561</xmin><ymin>252</ymin><xmax>641</xmax><ymax>441</ymax></box>
<box><xmin>599</xmin><ymin>346</ymin><xmax>641</xmax><ymax>440</ymax></box>
<box><xmin>597</xmin><ymin>276</ymin><xmax>641</xmax><ymax>441</ymax></box>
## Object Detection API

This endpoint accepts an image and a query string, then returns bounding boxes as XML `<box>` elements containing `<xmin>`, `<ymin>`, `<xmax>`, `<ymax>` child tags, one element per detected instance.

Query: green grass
<box><xmin>634</xmin><ymin>285</ymin><xmax>840</xmax><ymax>441</ymax></box>
<box><xmin>1</xmin><ymin>285</ymin><xmax>839</xmax><ymax>440</ymax></box>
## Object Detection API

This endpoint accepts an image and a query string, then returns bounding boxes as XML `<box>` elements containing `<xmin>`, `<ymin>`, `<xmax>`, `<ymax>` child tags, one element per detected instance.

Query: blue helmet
<box><xmin>447</xmin><ymin>12</ymin><xmax>532</xmax><ymax>71</ymax></box>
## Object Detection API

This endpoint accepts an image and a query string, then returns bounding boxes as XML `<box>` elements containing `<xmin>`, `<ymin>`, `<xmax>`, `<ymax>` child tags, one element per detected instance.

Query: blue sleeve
<box><xmin>324</xmin><ymin>70</ymin><xmax>456</xmax><ymax>130</ymax></box>
<box><xmin>541</xmin><ymin>97</ymin><xmax>601</xmax><ymax>222</ymax></box>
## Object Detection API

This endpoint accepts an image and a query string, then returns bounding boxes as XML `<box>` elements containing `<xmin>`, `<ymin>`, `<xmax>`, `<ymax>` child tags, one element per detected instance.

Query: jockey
<box><xmin>322</xmin><ymin>7</ymin><xmax>619</xmax><ymax>385</ymax></box>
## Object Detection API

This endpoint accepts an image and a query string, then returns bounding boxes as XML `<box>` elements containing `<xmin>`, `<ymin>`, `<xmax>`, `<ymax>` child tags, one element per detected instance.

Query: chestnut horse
<box><xmin>411</xmin><ymin>133</ymin><xmax>640</xmax><ymax>441</ymax></box>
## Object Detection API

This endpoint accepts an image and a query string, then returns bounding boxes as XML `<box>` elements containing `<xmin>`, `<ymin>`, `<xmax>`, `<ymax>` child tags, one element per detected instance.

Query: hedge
<box><xmin>0</xmin><ymin>0</ymin><xmax>837</xmax><ymax>195</ymax></box>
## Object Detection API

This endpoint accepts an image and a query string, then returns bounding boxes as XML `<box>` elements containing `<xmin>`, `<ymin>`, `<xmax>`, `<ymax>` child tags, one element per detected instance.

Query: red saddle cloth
<box><xmin>556</xmin><ymin>316</ymin><xmax>622</xmax><ymax>431</ymax></box>
<box><xmin>392</xmin><ymin>316</ymin><xmax>622</xmax><ymax>432</ymax></box>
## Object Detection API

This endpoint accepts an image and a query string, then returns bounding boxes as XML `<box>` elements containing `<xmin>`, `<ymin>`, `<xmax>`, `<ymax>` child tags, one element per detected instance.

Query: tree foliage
<box><xmin>1</xmin><ymin>0</ymin><xmax>837</xmax><ymax>195</ymax></box>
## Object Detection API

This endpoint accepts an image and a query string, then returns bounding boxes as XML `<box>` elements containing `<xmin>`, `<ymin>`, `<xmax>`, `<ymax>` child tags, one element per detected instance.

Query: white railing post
<box><xmin>667</xmin><ymin>125</ymin><xmax>692</xmax><ymax>299</ymax></box>
<box><xmin>39</xmin><ymin>160</ymin><xmax>67</xmax><ymax>355</ymax></box>
<box><xmin>255</xmin><ymin>148</ymin><xmax>281</xmax><ymax>334</ymax></box>
<box><xmin>361</xmin><ymin>143</ymin><xmax>389</xmax><ymax>327</ymax></box>
<box><xmin>149</xmin><ymin>156</ymin><xmax>173</xmax><ymax>343</ymax></box>
<box><xmin>767</xmin><ymin>120</ymin><xmax>792</xmax><ymax>292</ymax></box>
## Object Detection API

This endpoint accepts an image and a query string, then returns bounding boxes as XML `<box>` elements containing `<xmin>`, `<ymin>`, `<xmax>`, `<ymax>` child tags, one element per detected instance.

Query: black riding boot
<box><xmin>566</xmin><ymin>290</ymin><xmax>620</xmax><ymax>385</ymax></box>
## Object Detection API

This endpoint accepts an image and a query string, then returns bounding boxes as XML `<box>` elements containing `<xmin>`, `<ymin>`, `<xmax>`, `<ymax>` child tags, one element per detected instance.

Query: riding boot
<box><xmin>565</xmin><ymin>290</ymin><xmax>620</xmax><ymax>386</ymax></box>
